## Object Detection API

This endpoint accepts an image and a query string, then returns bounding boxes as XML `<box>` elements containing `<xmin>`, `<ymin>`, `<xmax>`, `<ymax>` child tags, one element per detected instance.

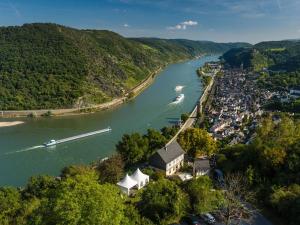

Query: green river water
<box><xmin>0</xmin><ymin>55</ymin><xmax>218</xmax><ymax>186</ymax></box>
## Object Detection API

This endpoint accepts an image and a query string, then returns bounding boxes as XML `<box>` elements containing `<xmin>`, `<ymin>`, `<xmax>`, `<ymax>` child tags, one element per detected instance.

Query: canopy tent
<box><xmin>131</xmin><ymin>168</ymin><xmax>150</xmax><ymax>189</ymax></box>
<box><xmin>117</xmin><ymin>174</ymin><xmax>138</xmax><ymax>195</ymax></box>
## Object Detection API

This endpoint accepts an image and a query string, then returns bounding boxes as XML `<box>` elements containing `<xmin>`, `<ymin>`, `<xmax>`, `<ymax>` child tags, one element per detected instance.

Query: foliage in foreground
<box><xmin>0</xmin><ymin>170</ymin><xmax>126</xmax><ymax>225</ymax></box>
<box><xmin>186</xmin><ymin>176</ymin><xmax>224</xmax><ymax>214</ymax></box>
<box><xmin>140</xmin><ymin>178</ymin><xmax>188</xmax><ymax>224</ymax></box>
<box><xmin>217</xmin><ymin>115</ymin><xmax>300</xmax><ymax>225</ymax></box>
<box><xmin>0</xmin><ymin>166</ymin><xmax>210</xmax><ymax>225</ymax></box>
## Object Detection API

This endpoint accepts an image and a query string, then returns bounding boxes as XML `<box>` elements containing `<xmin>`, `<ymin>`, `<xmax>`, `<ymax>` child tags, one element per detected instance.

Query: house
<box><xmin>193</xmin><ymin>159</ymin><xmax>211</xmax><ymax>176</ymax></box>
<box><xmin>149</xmin><ymin>141</ymin><xmax>185</xmax><ymax>176</ymax></box>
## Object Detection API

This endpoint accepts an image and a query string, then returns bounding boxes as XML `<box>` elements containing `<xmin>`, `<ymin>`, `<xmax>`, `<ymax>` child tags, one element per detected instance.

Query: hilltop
<box><xmin>0</xmin><ymin>23</ymin><xmax>250</xmax><ymax>110</ymax></box>
<box><xmin>222</xmin><ymin>40</ymin><xmax>300</xmax><ymax>72</ymax></box>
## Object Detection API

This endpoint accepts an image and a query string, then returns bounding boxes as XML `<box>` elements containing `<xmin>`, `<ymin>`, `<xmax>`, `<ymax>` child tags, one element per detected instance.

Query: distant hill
<box><xmin>133</xmin><ymin>38</ymin><xmax>251</xmax><ymax>56</ymax></box>
<box><xmin>0</xmin><ymin>23</ymin><xmax>250</xmax><ymax>110</ymax></box>
<box><xmin>222</xmin><ymin>40</ymin><xmax>300</xmax><ymax>71</ymax></box>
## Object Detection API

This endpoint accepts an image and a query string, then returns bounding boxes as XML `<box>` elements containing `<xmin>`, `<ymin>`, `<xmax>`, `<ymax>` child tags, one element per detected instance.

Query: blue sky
<box><xmin>0</xmin><ymin>0</ymin><xmax>300</xmax><ymax>43</ymax></box>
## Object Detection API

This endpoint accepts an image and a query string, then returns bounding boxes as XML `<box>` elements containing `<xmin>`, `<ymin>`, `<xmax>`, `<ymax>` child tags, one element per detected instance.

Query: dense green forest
<box><xmin>217</xmin><ymin>115</ymin><xmax>300</xmax><ymax>225</ymax></box>
<box><xmin>222</xmin><ymin>40</ymin><xmax>300</xmax><ymax>72</ymax></box>
<box><xmin>0</xmin><ymin>23</ymin><xmax>250</xmax><ymax>110</ymax></box>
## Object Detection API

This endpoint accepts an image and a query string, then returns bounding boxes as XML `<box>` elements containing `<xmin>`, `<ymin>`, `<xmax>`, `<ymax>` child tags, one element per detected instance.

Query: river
<box><xmin>0</xmin><ymin>55</ymin><xmax>219</xmax><ymax>186</ymax></box>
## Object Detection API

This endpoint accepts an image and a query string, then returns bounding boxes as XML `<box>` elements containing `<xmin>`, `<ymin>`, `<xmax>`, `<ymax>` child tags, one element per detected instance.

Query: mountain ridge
<box><xmin>0</xmin><ymin>23</ymin><xmax>250</xmax><ymax>110</ymax></box>
<box><xmin>222</xmin><ymin>39</ymin><xmax>300</xmax><ymax>71</ymax></box>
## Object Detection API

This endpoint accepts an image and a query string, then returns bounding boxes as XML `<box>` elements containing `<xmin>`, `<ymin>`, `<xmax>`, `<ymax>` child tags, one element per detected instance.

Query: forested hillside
<box><xmin>222</xmin><ymin>40</ymin><xmax>300</xmax><ymax>100</ymax></box>
<box><xmin>133</xmin><ymin>38</ymin><xmax>251</xmax><ymax>56</ymax></box>
<box><xmin>217</xmin><ymin>115</ymin><xmax>300</xmax><ymax>225</ymax></box>
<box><xmin>222</xmin><ymin>40</ymin><xmax>300</xmax><ymax>72</ymax></box>
<box><xmin>0</xmin><ymin>23</ymin><xmax>249</xmax><ymax>110</ymax></box>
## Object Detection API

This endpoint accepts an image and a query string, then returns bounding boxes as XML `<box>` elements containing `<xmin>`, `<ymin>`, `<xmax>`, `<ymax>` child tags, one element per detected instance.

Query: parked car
<box><xmin>200</xmin><ymin>213</ymin><xmax>216</xmax><ymax>224</ymax></box>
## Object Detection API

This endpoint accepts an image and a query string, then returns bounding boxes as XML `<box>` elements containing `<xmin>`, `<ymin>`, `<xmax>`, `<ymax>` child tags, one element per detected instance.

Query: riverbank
<box><xmin>0</xmin><ymin>55</ymin><xmax>208</xmax><ymax>119</ymax></box>
<box><xmin>0</xmin><ymin>55</ymin><xmax>218</xmax><ymax>187</ymax></box>
<box><xmin>0</xmin><ymin>121</ymin><xmax>24</xmax><ymax>127</ymax></box>
<box><xmin>167</xmin><ymin>72</ymin><xmax>215</xmax><ymax>145</ymax></box>
<box><xmin>0</xmin><ymin>66</ymin><xmax>164</xmax><ymax>118</ymax></box>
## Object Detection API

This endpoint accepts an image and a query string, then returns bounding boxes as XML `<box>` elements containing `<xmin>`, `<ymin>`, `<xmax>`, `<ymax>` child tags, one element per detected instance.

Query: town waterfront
<box><xmin>0</xmin><ymin>55</ymin><xmax>218</xmax><ymax>186</ymax></box>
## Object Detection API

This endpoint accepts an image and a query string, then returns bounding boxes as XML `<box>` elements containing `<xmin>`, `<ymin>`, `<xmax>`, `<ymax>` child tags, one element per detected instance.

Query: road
<box><xmin>166</xmin><ymin>76</ymin><xmax>214</xmax><ymax>145</ymax></box>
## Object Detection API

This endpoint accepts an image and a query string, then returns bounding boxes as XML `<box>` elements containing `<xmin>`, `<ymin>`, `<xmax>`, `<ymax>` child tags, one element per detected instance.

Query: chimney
<box><xmin>164</xmin><ymin>145</ymin><xmax>167</xmax><ymax>151</ymax></box>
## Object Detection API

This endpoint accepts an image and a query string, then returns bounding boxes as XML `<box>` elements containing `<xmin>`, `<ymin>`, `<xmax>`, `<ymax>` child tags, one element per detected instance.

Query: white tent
<box><xmin>131</xmin><ymin>168</ymin><xmax>150</xmax><ymax>189</ymax></box>
<box><xmin>117</xmin><ymin>174</ymin><xmax>138</xmax><ymax>195</ymax></box>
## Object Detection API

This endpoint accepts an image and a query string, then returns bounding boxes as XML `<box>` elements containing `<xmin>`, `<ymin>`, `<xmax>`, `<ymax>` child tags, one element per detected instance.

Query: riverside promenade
<box><xmin>166</xmin><ymin>74</ymin><xmax>215</xmax><ymax>145</ymax></box>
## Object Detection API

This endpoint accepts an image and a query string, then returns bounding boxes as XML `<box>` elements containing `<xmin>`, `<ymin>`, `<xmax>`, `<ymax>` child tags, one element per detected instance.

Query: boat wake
<box><xmin>4</xmin><ymin>145</ymin><xmax>44</xmax><ymax>155</ymax></box>
<box><xmin>174</xmin><ymin>85</ymin><xmax>185</xmax><ymax>92</ymax></box>
<box><xmin>169</xmin><ymin>94</ymin><xmax>185</xmax><ymax>105</ymax></box>
<box><xmin>169</xmin><ymin>101</ymin><xmax>182</xmax><ymax>105</ymax></box>
<box><xmin>43</xmin><ymin>127</ymin><xmax>112</xmax><ymax>147</ymax></box>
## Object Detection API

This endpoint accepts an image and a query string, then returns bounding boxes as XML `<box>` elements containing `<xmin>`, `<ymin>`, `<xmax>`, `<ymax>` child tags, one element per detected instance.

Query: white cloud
<box><xmin>168</xmin><ymin>24</ymin><xmax>186</xmax><ymax>30</ymax></box>
<box><xmin>123</xmin><ymin>23</ymin><xmax>130</xmax><ymax>27</ymax></box>
<box><xmin>182</xmin><ymin>20</ymin><xmax>198</xmax><ymax>26</ymax></box>
<box><xmin>167</xmin><ymin>20</ymin><xmax>198</xmax><ymax>30</ymax></box>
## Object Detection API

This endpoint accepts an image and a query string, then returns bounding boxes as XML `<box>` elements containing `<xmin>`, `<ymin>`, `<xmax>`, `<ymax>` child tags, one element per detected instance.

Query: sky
<box><xmin>0</xmin><ymin>0</ymin><xmax>300</xmax><ymax>43</ymax></box>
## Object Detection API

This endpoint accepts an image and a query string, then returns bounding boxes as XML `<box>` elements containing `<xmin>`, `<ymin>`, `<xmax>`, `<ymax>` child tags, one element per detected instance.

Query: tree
<box><xmin>122</xmin><ymin>204</ymin><xmax>155</xmax><ymax>225</ymax></box>
<box><xmin>161</xmin><ymin>126</ymin><xmax>178</xmax><ymax>140</ymax></box>
<box><xmin>216</xmin><ymin>115</ymin><xmax>300</xmax><ymax>225</ymax></box>
<box><xmin>144</xmin><ymin>129</ymin><xmax>167</xmax><ymax>154</ymax></box>
<box><xmin>60</xmin><ymin>164</ymin><xmax>94</xmax><ymax>178</ymax></box>
<box><xmin>140</xmin><ymin>179</ymin><xmax>188</xmax><ymax>224</ymax></box>
<box><xmin>181</xmin><ymin>113</ymin><xmax>189</xmax><ymax>123</ymax></box>
<box><xmin>116</xmin><ymin>133</ymin><xmax>149</xmax><ymax>165</ymax></box>
<box><xmin>186</xmin><ymin>176</ymin><xmax>224</xmax><ymax>214</ymax></box>
<box><xmin>286</xmin><ymin>141</ymin><xmax>300</xmax><ymax>183</ymax></box>
<box><xmin>0</xmin><ymin>187</ymin><xmax>22</xmax><ymax>225</ymax></box>
<box><xmin>23</xmin><ymin>175</ymin><xmax>59</xmax><ymax>198</ymax></box>
<box><xmin>37</xmin><ymin>171</ymin><xmax>125</xmax><ymax>225</ymax></box>
<box><xmin>251</xmin><ymin>115</ymin><xmax>300</xmax><ymax>175</ymax></box>
<box><xmin>270</xmin><ymin>184</ymin><xmax>300</xmax><ymax>225</ymax></box>
<box><xmin>218</xmin><ymin>173</ymin><xmax>256</xmax><ymax>225</ymax></box>
<box><xmin>178</xmin><ymin>128</ymin><xmax>217</xmax><ymax>157</ymax></box>
<box><xmin>96</xmin><ymin>154</ymin><xmax>124</xmax><ymax>184</ymax></box>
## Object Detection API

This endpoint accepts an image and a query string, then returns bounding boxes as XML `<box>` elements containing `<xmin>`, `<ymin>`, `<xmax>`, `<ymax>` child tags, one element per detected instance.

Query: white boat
<box><xmin>173</xmin><ymin>94</ymin><xmax>184</xmax><ymax>103</ymax></box>
<box><xmin>174</xmin><ymin>85</ymin><xmax>184</xmax><ymax>92</ymax></box>
<box><xmin>44</xmin><ymin>139</ymin><xmax>57</xmax><ymax>147</ymax></box>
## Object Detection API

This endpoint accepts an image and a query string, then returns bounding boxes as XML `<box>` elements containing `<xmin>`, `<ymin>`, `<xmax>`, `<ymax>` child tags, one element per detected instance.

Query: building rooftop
<box><xmin>156</xmin><ymin>141</ymin><xmax>185</xmax><ymax>164</ymax></box>
<box><xmin>194</xmin><ymin>158</ymin><xmax>210</xmax><ymax>170</ymax></box>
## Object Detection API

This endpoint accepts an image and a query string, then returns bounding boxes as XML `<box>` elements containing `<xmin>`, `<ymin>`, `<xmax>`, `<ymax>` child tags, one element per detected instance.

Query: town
<box><xmin>201</xmin><ymin>63</ymin><xmax>274</xmax><ymax>145</ymax></box>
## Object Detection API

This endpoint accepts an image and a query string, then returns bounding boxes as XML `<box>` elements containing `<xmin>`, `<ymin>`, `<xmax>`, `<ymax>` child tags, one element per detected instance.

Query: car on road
<box><xmin>200</xmin><ymin>213</ymin><xmax>216</xmax><ymax>224</ymax></box>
